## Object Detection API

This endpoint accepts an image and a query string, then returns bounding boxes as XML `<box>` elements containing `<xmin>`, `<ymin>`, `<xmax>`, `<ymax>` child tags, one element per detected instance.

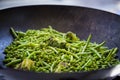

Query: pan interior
<box><xmin>0</xmin><ymin>5</ymin><xmax>120</xmax><ymax>68</ymax></box>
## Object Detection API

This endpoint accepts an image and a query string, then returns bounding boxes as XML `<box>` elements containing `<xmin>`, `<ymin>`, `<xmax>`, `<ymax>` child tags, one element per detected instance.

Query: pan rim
<box><xmin>0</xmin><ymin>4</ymin><xmax>120</xmax><ymax>17</ymax></box>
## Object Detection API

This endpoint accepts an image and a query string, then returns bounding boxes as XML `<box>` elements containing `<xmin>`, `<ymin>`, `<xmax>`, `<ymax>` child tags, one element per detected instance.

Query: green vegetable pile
<box><xmin>4</xmin><ymin>26</ymin><xmax>120</xmax><ymax>72</ymax></box>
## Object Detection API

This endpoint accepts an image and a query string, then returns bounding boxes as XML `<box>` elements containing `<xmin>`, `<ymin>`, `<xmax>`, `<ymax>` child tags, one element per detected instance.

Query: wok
<box><xmin>0</xmin><ymin>5</ymin><xmax>120</xmax><ymax>80</ymax></box>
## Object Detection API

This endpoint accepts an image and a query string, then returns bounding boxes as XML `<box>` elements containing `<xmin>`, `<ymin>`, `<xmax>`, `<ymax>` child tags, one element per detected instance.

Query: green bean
<box><xmin>6</xmin><ymin>59</ymin><xmax>21</xmax><ymax>67</ymax></box>
<box><xmin>42</xmin><ymin>61</ymin><xmax>50</xmax><ymax>67</ymax></box>
<box><xmin>4</xmin><ymin>26</ymin><xmax>120</xmax><ymax>73</ymax></box>
<box><xmin>50</xmin><ymin>61</ymin><xmax>57</xmax><ymax>72</ymax></box>
<box><xmin>48</xmin><ymin>46</ymin><xmax>58</xmax><ymax>54</ymax></box>
<box><xmin>56</xmin><ymin>48</ymin><xmax>79</xmax><ymax>59</ymax></box>
<box><xmin>106</xmin><ymin>48</ymin><xmax>118</xmax><ymax>61</ymax></box>
<box><xmin>10</xmin><ymin>27</ymin><xmax>18</xmax><ymax>38</ymax></box>
<box><xmin>70</xmin><ymin>55</ymin><xmax>73</xmax><ymax>62</ymax></box>
<box><xmin>94</xmin><ymin>41</ymin><xmax>106</xmax><ymax>49</ymax></box>
<box><xmin>3</xmin><ymin>58</ymin><xmax>13</xmax><ymax>63</ymax></box>
<box><xmin>90</xmin><ymin>48</ymin><xmax>101</xmax><ymax>58</ymax></box>
<box><xmin>82</xmin><ymin>34</ymin><xmax>91</xmax><ymax>53</ymax></box>
<box><xmin>27</xmin><ymin>51</ymin><xmax>41</xmax><ymax>59</ymax></box>
<box><xmin>81</xmin><ymin>59</ymin><xmax>91</xmax><ymax>69</ymax></box>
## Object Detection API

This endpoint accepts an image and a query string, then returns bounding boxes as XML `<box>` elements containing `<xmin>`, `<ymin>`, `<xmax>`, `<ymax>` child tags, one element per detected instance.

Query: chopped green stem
<box><xmin>6</xmin><ymin>59</ymin><xmax>21</xmax><ymax>67</ymax></box>
<box><xmin>3</xmin><ymin>58</ymin><xmax>13</xmax><ymax>63</ymax></box>
<box><xmin>107</xmin><ymin>48</ymin><xmax>118</xmax><ymax>61</ymax></box>
<box><xmin>10</xmin><ymin>27</ymin><xmax>18</xmax><ymax>38</ymax></box>
<box><xmin>42</xmin><ymin>61</ymin><xmax>50</xmax><ymax>67</ymax></box>
<box><xmin>48</xmin><ymin>46</ymin><xmax>58</xmax><ymax>54</ymax></box>
<box><xmin>27</xmin><ymin>51</ymin><xmax>41</xmax><ymax>59</ymax></box>
<box><xmin>90</xmin><ymin>48</ymin><xmax>101</xmax><ymax>58</ymax></box>
<box><xmin>57</xmin><ymin>48</ymin><xmax>79</xmax><ymax>59</ymax></box>
<box><xmin>70</xmin><ymin>55</ymin><xmax>73</xmax><ymax>62</ymax></box>
<box><xmin>81</xmin><ymin>58</ymin><xmax>91</xmax><ymax>69</ymax></box>
<box><xmin>77</xmin><ymin>52</ymin><xmax>92</xmax><ymax>55</ymax></box>
<box><xmin>50</xmin><ymin>61</ymin><xmax>57</xmax><ymax>72</ymax></box>
<box><xmin>94</xmin><ymin>41</ymin><xmax>106</xmax><ymax>49</ymax></box>
<box><xmin>82</xmin><ymin>34</ymin><xmax>92</xmax><ymax>53</ymax></box>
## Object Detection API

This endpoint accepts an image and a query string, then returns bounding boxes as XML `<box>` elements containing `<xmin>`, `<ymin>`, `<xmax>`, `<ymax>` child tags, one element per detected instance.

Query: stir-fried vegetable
<box><xmin>4</xmin><ymin>26</ymin><xmax>120</xmax><ymax>72</ymax></box>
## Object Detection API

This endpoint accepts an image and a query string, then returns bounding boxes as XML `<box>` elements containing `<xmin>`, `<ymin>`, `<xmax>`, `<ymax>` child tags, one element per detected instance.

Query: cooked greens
<box><xmin>4</xmin><ymin>26</ymin><xmax>120</xmax><ymax>72</ymax></box>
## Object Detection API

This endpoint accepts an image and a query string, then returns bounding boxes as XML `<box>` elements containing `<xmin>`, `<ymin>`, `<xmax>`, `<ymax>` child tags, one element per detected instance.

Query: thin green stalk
<box><xmin>94</xmin><ymin>41</ymin><xmax>106</xmax><ymax>49</ymax></box>
<box><xmin>82</xmin><ymin>34</ymin><xmax>92</xmax><ymax>53</ymax></box>
<box><xmin>27</xmin><ymin>51</ymin><xmax>41</xmax><ymax>59</ymax></box>
<box><xmin>50</xmin><ymin>61</ymin><xmax>57</xmax><ymax>72</ymax></box>
<box><xmin>81</xmin><ymin>58</ymin><xmax>91</xmax><ymax>69</ymax></box>
<box><xmin>42</xmin><ymin>61</ymin><xmax>50</xmax><ymax>67</ymax></box>
<box><xmin>10</xmin><ymin>27</ymin><xmax>18</xmax><ymax>38</ymax></box>
<box><xmin>90</xmin><ymin>48</ymin><xmax>101</xmax><ymax>58</ymax></box>
<box><xmin>48</xmin><ymin>46</ymin><xmax>58</xmax><ymax>54</ymax></box>
<box><xmin>6</xmin><ymin>59</ymin><xmax>21</xmax><ymax>67</ymax></box>
<box><xmin>57</xmin><ymin>48</ymin><xmax>79</xmax><ymax>59</ymax></box>
<box><xmin>106</xmin><ymin>48</ymin><xmax>118</xmax><ymax>61</ymax></box>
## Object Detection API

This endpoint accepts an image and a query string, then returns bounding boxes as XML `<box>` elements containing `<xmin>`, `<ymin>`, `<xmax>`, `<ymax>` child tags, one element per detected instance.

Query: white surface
<box><xmin>110</xmin><ymin>64</ymin><xmax>120</xmax><ymax>77</ymax></box>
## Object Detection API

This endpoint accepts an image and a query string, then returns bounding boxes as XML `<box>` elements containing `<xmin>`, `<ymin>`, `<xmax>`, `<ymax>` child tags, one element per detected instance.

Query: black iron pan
<box><xmin>0</xmin><ymin>5</ymin><xmax>120</xmax><ymax>80</ymax></box>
